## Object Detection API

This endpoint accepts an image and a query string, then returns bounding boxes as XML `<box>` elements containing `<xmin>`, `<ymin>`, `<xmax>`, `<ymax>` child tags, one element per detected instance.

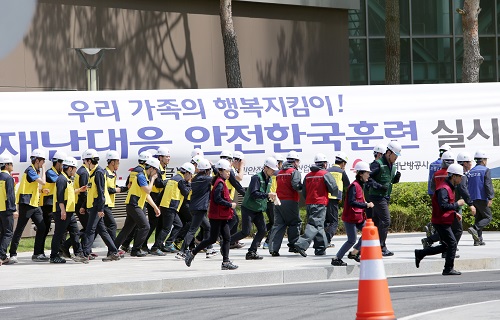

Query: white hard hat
<box><xmin>82</xmin><ymin>149</ymin><xmax>98</xmax><ymax>159</ymax></box>
<box><xmin>314</xmin><ymin>153</ymin><xmax>328</xmax><ymax>163</ymax></box>
<box><xmin>62</xmin><ymin>156</ymin><xmax>78</xmax><ymax>168</ymax></box>
<box><xmin>474</xmin><ymin>150</ymin><xmax>488</xmax><ymax>159</ymax></box>
<box><xmin>447</xmin><ymin>163</ymin><xmax>464</xmax><ymax>176</ymax></box>
<box><xmin>197</xmin><ymin>159</ymin><xmax>212</xmax><ymax>170</ymax></box>
<box><xmin>286</xmin><ymin>150</ymin><xmax>300</xmax><ymax>161</ymax></box>
<box><xmin>274</xmin><ymin>153</ymin><xmax>285</xmax><ymax>162</ymax></box>
<box><xmin>146</xmin><ymin>158</ymin><xmax>161</xmax><ymax>170</ymax></box>
<box><xmin>105</xmin><ymin>150</ymin><xmax>120</xmax><ymax>161</ymax></box>
<box><xmin>191</xmin><ymin>155</ymin><xmax>204</xmax><ymax>165</ymax></box>
<box><xmin>441</xmin><ymin>151</ymin><xmax>455</xmax><ymax>161</ymax></box>
<box><xmin>220</xmin><ymin>150</ymin><xmax>233</xmax><ymax>159</ymax></box>
<box><xmin>52</xmin><ymin>151</ymin><xmax>67</xmax><ymax>162</ymax></box>
<box><xmin>181</xmin><ymin>162</ymin><xmax>196</xmax><ymax>175</ymax></box>
<box><xmin>233</xmin><ymin>151</ymin><xmax>244</xmax><ymax>160</ymax></box>
<box><xmin>439</xmin><ymin>143</ymin><xmax>452</xmax><ymax>152</ymax></box>
<box><xmin>373</xmin><ymin>144</ymin><xmax>386</xmax><ymax>154</ymax></box>
<box><xmin>0</xmin><ymin>154</ymin><xmax>13</xmax><ymax>165</ymax></box>
<box><xmin>387</xmin><ymin>141</ymin><xmax>402</xmax><ymax>156</ymax></box>
<box><xmin>191</xmin><ymin>148</ymin><xmax>204</xmax><ymax>158</ymax></box>
<box><xmin>335</xmin><ymin>151</ymin><xmax>348</xmax><ymax>163</ymax></box>
<box><xmin>138</xmin><ymin>151</ymin><xmax>153</xmax><ymax>161</ymax></box>
<box><xmin>354</xmin><ymin>161</ymin><xmax>371</xmax><ymax>172</ymax></box>
<box><xmin>155</xmin><ymin>147</ymin><xmax>170</xmax><ymax>157</ymax></box>
<box><xmin>31</xmin><ymin>149</ymin><xmax>46</xmax><ymax>159</ymax></box>
<box><xmin>264</xmin><ymin>157</ymin><xmax>278</xmax><ymax>170</ymax></box>
<box><xmin>215</xmin><ymin>159</ymin><xmax>231</xmax><ymax>171</ymax></box>
<box><xmin>457</xmin><ymin>152</ymin><xmax>472</xmax><ymax>162</ymax></box>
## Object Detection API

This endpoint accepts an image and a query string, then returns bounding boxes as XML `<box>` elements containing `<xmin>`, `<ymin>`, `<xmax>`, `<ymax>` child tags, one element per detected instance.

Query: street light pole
<box><xmin>73</xmin><ymin>48</ymin><xmax>115</xmax><ymax>91</ymax></box>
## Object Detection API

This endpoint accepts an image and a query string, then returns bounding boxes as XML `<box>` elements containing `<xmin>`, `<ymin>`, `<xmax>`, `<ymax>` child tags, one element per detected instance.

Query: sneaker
<box><xmin>246</xmin><ymin>251</ymin><xmax>264</xmax><ymax>260</ymax></box>
<box><xmin>163</xmin><ymin>244</ymin><xmax>179</xmax><ymax>253</ymax></box>
<box><xmin>221</xmin><ymin>261</ymin><xmax>238</xmax><ymax>270</ymax></box>
<box><xmin>442</xmin><ymin>269</ymin><xmax>461</xmax><ymax>276</ymax></box>
<box><xmin>288</xmin><ymin>247</ymin><xmax>299</xmax><ymax>253</ymax></box>
<box><xmin>184</xmin><ymin>250</ymin><xmax>194</xmax><ymax>267</ymax></box>
<box><xmin>118</xmin><ymin>250</ymin><xmax>126</xmax><ymax>258</ymax></box>
<box><xmin>423</xmin><ymin>223</ymin><xmax>432</xmax><ymax>238</ymax></box>
<box><xmin>327</xmin><ymin>242</ymin><xmax>335</xmax><ymax>248</ymax></box>
<box><xmin>421</xmin><ymin>238</ymin><xmax>432</xmax><ymax>249</ymax></box>
<box><xmin>347</xmin><ymin>252</ymin><xmax>360</xmax><ymax>262</ymax></box>
<box><xmin>206</xmin><ymin>249</ymin><xmax>218</xmax><ymax>258</ymax></box>
<box><xmin>270</xmin><ymin>251</ymin><xmax>280</xmax><ymax>257</ymax></box>
<box><xmin>120</xmin><ymin>245</ymin><xmax>131</xmax><ymax>253</ymax></box>
<box><xmin>90</xmin><ymin>252</ymin><xmax>99</xmax><ymax>258</ymax></box>
<box><xmin>1</xmin><ymin>257</ymin><xmax>11</xmax><ymax>265</ymax></box>
<box><xmin>59</xmin><ymin>245</ymin><xmax>72</xmax><ymax>259</ymax></box>
<box><xmin>102</xmin><ymin>253</ymin><xmax>121</xmax><ymax>262</ymax></box>
<box><xmin>382</xmin><ymin>250</ymin><xmax>394</xmax><ymax>257</ymax></box>
<box><xmin>294</xmin><ymin>245</ymin><xmax>307</xmax><ymax>257</ymax></box>
<box><xmin>50</xmin><ymin>256</ymin><xmax>66</xmax><ymax>264</ymax></box>
<box><xmin>262</xmin><ymin>242</ymin><xmax>269</xmax><ymax>249</ymax></box>
<box><xmin>175</xmin><ymin>252</ymin><xmax>186</xmax><ymax>260</ymax></box>
<box><xmin>414</xmin><ymin>249</ymin><xmax>423</xmax><ymax>268</ymax></box>
<box><xmin>150</xmin><ymin>249</ymin><xmax>166</xmax><ymax>256</ymax></box>
<box><xmin>331</xmin><ymin>257</ymin><xmax>347</xmax><ymax>266</ymax></box>
<box><xmin>9</xmin><ymin>255</ymin><xmax>18</xmax><ymax>264</ymax></box>
<box><xmin>72</xmin><ymin>253</ymin><xmax>89</xmax><ymax>264</ymax></box>
<box><xmin>230</xmin><ymin>242</ymin><xmax>245</xmax><ymax>249</ymax></box>
<box><xmin>87</xmin><ymin>254</ymin><xmax>95</xmax><ymax>260</ymax></box>
<box><xmin>32</xmin><ymin>254</ymin><xmax>50</xmax><ymax>262</ymax></box>
<box><xmin>468</xmin><ymin>227</ymin><xmax>480</xmax><ymax>242</ymax></box>
<box><xmin>141</xmin><ymin>247</ymin><xmax>151</xmax><ymax>254</ymax></box>
<box><xmin>130</xmin><ymin>250</ymin><xmax>148</xmax><ymax>257</ymax></box>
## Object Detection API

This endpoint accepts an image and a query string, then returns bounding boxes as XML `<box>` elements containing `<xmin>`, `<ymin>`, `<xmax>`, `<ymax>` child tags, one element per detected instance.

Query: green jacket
<box><xmin>242</xmin><ymin>171</ymin><xmax>270</xmax><ymax>212</ymax></box>
<box><xmin>368</xmin><ymin>157</ymin><xmax>397</xmax><ymax>198</ymax></box>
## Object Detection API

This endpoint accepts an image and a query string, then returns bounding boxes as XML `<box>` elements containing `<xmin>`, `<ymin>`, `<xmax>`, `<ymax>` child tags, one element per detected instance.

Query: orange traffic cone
<box><xmin>356</xmin><ymin>219</ymin><xmax>396</xmax><ymax>320</ymax></box>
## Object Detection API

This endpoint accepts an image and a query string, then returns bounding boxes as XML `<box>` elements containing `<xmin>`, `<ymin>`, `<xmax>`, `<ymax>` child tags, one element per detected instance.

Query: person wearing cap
<box><xmin>368</xmin><ymin>141</ymin><xmax>402</xmax><ymax>257</ymax></box>
<box><xmin>294</xmin><ymin>153</ymin><xmax>338</xmax><ymax>257</ymax></box>
<box><xmin>261</xmin><ymin>153</ymin><xmax>284</xmax><ymax>250</ymax></box>
<box><xmin>364</xmin><ymin>144</ymin><xmax>386</xmax><ymax>219</ymax></box>
<box><xmin>325</xmin><ymin>151</ymin><xmax>350</xmax><ymax>248</ymax></box>
<box><xmin>80</xmin><ymin>149</ymin><xmax>121</xmax><ymax>261</ymax></box>
<box><xmin>415</xmin><ymin>163</ymin><xmax>465</xmax><ymax>276</ymax></box>
<box><xmin>331</xmin><ymin>161</ymin><xmax>373</xmax><ymax>266</ymax></box>
<box><xmin>143</xmin><ymin>147</ymin><xmax>170</xmax><ymax>255</ymax></box>
<box><xmin>155</xmin><ymin>162</ymin><xmax>194</xmax><ymax>253</ymax></box>
<box><xmin>10</xmin><ymin>148</ymin><xmax>48</xmax><ymax>263</ymax></box>
<box><xmin>50</xmin><ymin>157</ymin><xmax>88</xmax><ymax>264</ymax></box>
<box><xmin>177</xmin><ymin>159</ymin><xmax>217</xmax><ymax>259</ymax></box>
<box><xmin>268</xmin><ymin>151</ymin><xmax>303</xmax><ymax>256</ymax></box>
<box><xmin>39</xmin><ymin>150</ymin><xmax>67</xmax><ymax>254</ymax></box>
<box><xmin>467</xmin><ymin>150</ymin><xmax>494</xmax><ymax>246</ymax></box>
<box><xmin>102</xmin><ymin>151</ymin><xmax>126</xmax><ymax>246</ymax></box>
<box><xmin>230</xmin><ymin>157</ymin><xmax>278</xmax><ymax>260</ymax></box>
<box><xmin>185</xmin><ymin>159</ymin><xmax>238</xmax><ymax>270</ymax></box>
<box><xmin>115</xmin><ymin>157</ymin><xmax>161</xmax><ymax>257</ymax></box>
<box><xmin>0</xmin><ymin>155</ymin><xmax>17</xmax><ymax>265</ymax></box>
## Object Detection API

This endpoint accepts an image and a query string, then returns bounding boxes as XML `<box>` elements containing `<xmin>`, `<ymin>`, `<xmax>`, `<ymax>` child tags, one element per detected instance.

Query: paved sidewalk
<box><xmin>1</xmin><ymin>231</ymin><xmax>500</xmax><ymax>303</ymax></box>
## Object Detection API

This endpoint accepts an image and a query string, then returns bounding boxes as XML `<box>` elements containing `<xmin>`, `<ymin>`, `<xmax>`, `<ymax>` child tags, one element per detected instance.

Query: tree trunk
<box><xmin>458</xmin><ymin>0</ymin><xmax>483</xmax><ymax>83</ymax></box>
<box><xmin>385</xmin><ymin>0</ymin><xmax>400</xmax><ymax>84</ymax></box>
<box><xmin>220</xmin><ymin>0</ymin><xmax>242</xmax><ymax>88</ymax></box>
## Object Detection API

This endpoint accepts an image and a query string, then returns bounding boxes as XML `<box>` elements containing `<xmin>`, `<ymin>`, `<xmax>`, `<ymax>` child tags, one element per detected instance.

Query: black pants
<box><xmin>141</xmin><ymin>201</ymin><xmax>158</xmax><ymax>249</ymax></box>
<box><xmin>10</xmin><ymin>204</ymin><xmax>46</xmax><ymax>256</ymax></box>
<box><xmin>41</xmin><ymin>205</ymin><xmax>53</xmax><ymax>243</ymax></box>
<box><xmin>173</xmin><ymin>203</ymin><xmax>192</xmax><ymax>242</ymax></box>
<box><xmin>51</xmin><ymin>211</ymin><xmax>82</xmax><ymax>258</ymax></box>
<box><xmin>265</xmin><ymin>202</ymin><xmax>275</xmax><ymax>235</ymax></box>
<box><xmin>115</xmin><ymin>204</ymin><xmax>150</xmax><ymax>252</ymax></box>
<box><xmin>181</xmin><ymin>210</ymin><xmax>212</xmax><ymax>252</ymax></box>
<box><xmin>155</xmin><ymin>207</ymin><xmax>182</xmax><ymax>247</ymax></box>
<box><xmin>473</xmin><ymin>200</ymin><xmax>492</xmax><ymax>240</ymax></box>
<box><xmin>230</xmin><ymin>206</ymin><xmax>266</xmax><ymax>252</ymax></box>
<box><xmin>325</xmin><ymin>199</ymin><xmax>340</xmax><ymax>243</ymax></box>
<box><xmin>421</xmin><ymin>223</ymin><xmax>457</xmax><ymax>272</ymax></box>
<box><xmin>193</xmin><ymin>219</ymin><xmax>230</xmax><ymax>262</ymax></box>
<box><xmin>427</xmin><ymin>215</ymin><xmax>462</xmax><ymax>245</ymax></box>
<box><xmin>372</xmin><ymin>197</ymin><xmax>391</xmax><ymax>252</ymax></box>
<box><xmin>103</xmin><ymin>206</ymin><xmax>117</xmax><ymax>243</ymax></box>
<box><xmin>64</xmin><ymin>203</ymin><xmax>86</xmax><ymax>252</ymax></box>
<box><xmin>82</xmin><ymin>207</ymin><xmax>118</xmax><ymax>256</ymax></box>
<box><xmin>228</xmin><ymin>208</ymin><xmax>239</xmax><ymax>237</ymax></box>
<box><xmin>0</xmin><ymin>211</ymin><xmax>14</xmax><ymax>260</ymax></box>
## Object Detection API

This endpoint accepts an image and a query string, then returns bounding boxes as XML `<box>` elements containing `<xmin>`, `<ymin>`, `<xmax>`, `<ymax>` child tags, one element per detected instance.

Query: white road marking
<box><xmin>399</xmin><ymin>299</ymin><xmax>500</xmax><ymax>319</ymax></box>
<box><xmin>0</xmin><ymin>307</ymin><xmax>16</xmax><ymax>310</ymax></box>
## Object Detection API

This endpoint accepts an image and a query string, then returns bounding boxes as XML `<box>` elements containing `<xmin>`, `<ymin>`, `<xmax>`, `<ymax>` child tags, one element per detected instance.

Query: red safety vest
<box><xmin>304</xmin><ymin>169</ymin><xmax>329</xmax><ymax>205</ymax></box>
<box><xmin>208</xmin><ymin>177</ymin><xmax>233</xmax><ymax>220</ymax></box>
<box><xmin>342</xmin><ymin>180</ymin><xmax>365</xmax><ymax>224</ymax></box>
<box><xmin>431</xmin><ymin>182</ymin><xmax>456</xmax><ymax>225</ymax></box>
<box><xmin>276</xmin><ymin>167</ymin><xmax>299</xmax><ymax>202</ymax></box>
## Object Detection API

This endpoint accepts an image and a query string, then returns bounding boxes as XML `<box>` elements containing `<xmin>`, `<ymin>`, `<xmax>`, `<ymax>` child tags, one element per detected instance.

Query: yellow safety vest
<box><xmin>151</xmin><ymin>165</ymin><xmax>168</xmax><ymax>194</ymax></box>
<box><xmin>125</xmin><ymin>165</ymin><xmax>148</xmax><ymax>208</ymax></box>
<box><xmin>16</xmin><ymin>164</ymin><xmax>41</xmax><ymax>207</ymax></box>
<box><xmin>105</xmin><ymin>167</ymin><xmax>116</xmax><ymax>207</ymax></box>
<box><xmin>53</xmin><ymin>172</ymin><xmax>76</xmax><ymax>212</ymax></box>
<box><xmin>328</xmin><ymin>165</ymin><xmax>344</xmax><ymax>200</ymax></box>
<box><xmin>160</xmin><ymin>173</ymin><xmax>185</xmax><ymax>211</ymax></box>
<box><xmin>39</xmin><ymin>166</ymin><xmax>58</xmax><ymax>207</ymax></box>
<box><xmin>0</xmin><ymin>170</ymin><xmax>13</xmax><ymax>211</ymax></box>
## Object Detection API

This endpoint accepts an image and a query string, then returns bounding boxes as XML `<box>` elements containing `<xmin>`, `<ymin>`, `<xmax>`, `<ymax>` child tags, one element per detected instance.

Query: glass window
<box><xmin>368</xmin><ymin>0</ymin><xmax>410</xmax><ymax>36</ymax></box>
<box><xmin>479</xmin><ymin>0</ymin><xmax>495</xmax><ymax>35</ymax></box>
<box><xmin>349</xmin><ymin>39</ymin><xmax>368</xmax><ymax>85</ymax></box>
<box><xmin>349</xmin><ymin>0</ymin><xmax>366</xmax><ymax>37</ymax></box>
<box><xmin>400</xmin><ymin>38</ymin><xmax>411</xmax><ymax>84</ymax></box>
<box><xmin>456</xmin><ymin>37</ymin><xmax>497</xmax><ymax>82</ymax></box>
<box><xmin>412</xmin><ymin>0</ymin><xmax>452</xmax><ymax>35</ymax></box>
<box><xmin>413</xmin><ymin>38</ymin><xmax>453</xmax><ymax>83</ymax></box>
<box><xmin>367</xmin><ymin>38</ymin><xmax>411</xmax><ymax>84</ymax></box>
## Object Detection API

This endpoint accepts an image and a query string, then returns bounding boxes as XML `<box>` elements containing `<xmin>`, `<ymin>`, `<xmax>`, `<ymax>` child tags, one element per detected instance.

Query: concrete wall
<box><xmin>0</xmin><ymin>0</ymin><xmax>349</xmax><ymax>91</ymax></box>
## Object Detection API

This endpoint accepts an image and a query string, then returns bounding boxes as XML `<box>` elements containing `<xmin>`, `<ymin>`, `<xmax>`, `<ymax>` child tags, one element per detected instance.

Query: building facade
<box><xmin>349</xmin><ymin>0</ymin><xmax>499</xmax><ymax>85</ymax></box>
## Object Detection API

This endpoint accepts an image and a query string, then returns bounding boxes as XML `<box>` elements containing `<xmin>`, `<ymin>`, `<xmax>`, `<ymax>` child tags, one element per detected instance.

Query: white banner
<box><xmin>1</xmin><ymin>83</ymin><xmax>500</xmax><ymax>184</ymax></box>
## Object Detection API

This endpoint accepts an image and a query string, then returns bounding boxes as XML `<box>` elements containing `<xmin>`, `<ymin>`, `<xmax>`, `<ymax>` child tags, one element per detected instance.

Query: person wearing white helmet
<box><xmin>273</xmin><ymin>153</ymin><xmax>285</xmax><ymax>169</ymax></box>
<box><xmin>0</xmin><ymin>155</ymin><xmax>17</xmax><ymax>265</ymax></box>
<box><xmin>427</xmin><ymin>143</ymin><xmax>452</xmax><ymax>197</ymax></box>
<box><xmin>191</xmin><ymin>148</ymin><xmax>204</xmax><ymax>158</ymax></box>
<box><xmin>293</xmin><ymin>153</ymin><xmax>338</xmax><ymax>257</ymax></box>
<box><xmin>262</xmin><ymin>154</ymin><xmax>282</xmax><ymax>250</ymax></box>
<box><xmin>177</xmin><ymin>158</ymin><xmax>218</xmax><ymax>259</ymax></box>
<box><xmin>467</xmin><ymin>150</ymin><xmax>494</xmax><ymax>246</ymax></box>
<box><xmin>415</xmin><ymin>163</ymin><xmax>465</xmax><ymax>276</ymax></box>
<box><xmin>325</xmin><ymin>151</ymin><xmax>351</xmax><ymax>248</ymax></box>
<box><xmin>232</xmin><ymin>151</ymin><xmax>245</xmax><ymax>181</ymax></box>
<box><xmin>39</xmin><ymin>150</ymin><xmax>67</xmax><ymax>258</ymax></box>
<box><xmin>80</xmin><ymin>149</ymin><xmax>122</xmax><ymax>262</ymax></box>
<box><xmin>268</xmin><ymin>150</ymin><xmax>303</xmax><ymax>256</ymax></box>
<box><xmin>185</xmin><ymin>159</ymin><xmax>238</xmax><ymax>270</ymax></box>
<box><xmin>9</xmin><ymin>148</ymin><xmax>49</xmax><ymax>263</ymax></box>
<box><xmin>50</xmin><ymin>157</ymin><xmax>88</xmax><ymax>264</ymax></box>
<box><xmin>230</xmin><ymin>157</ymin><xmax>278</xmax><ymax>260</ymax></box>
<box><xmin>156</xmin><ymin>162</ymin><xmax>194</xmax><ymax>253</ymax></box>
<box><xmin>331</xmin><ymin>161</ymin><xmax>374</xmax><ymax>266</ymax></box>
<box><xmin>367</xmin><ymin>141</ymin><xmax>402</xmax><ymax>257</ymax></box>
